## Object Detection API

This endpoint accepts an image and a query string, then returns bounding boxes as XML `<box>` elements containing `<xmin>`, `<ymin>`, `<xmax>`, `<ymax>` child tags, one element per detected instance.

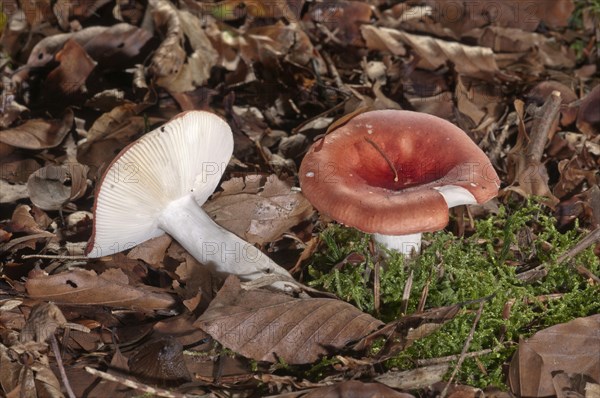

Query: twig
<box><xmin>373</xmin><ymin>260</ymin><xmax>381</xmax><ymax>315</ymax></box>
<box><xmin>400</xmin><ymin>270</ymin><xmax>413</xmax><ymax>315</ymax></box>
<box><xmin>416</xmin><ymin>349</ymin><xmax>493</xmax><ymax>366</ymax></box>
<box><xmin>526</xmin><ymin>90</ymin><xmax>562</xmax><ymax>163</ymax></box>
<box><xmin>322</xmin><ymin>51</ymin><xmax>350</xmax><ymax>95</ymax></box>
<box><xmin>517</xmin><ymin>227</ymin><xmax>600</xmax><ymax>283</ymax></box>
<box><xmin>440</xmin><ymin>300</ymin><xmax>485</xmax><ymax>398</ymax></box>
<box><xmin>20</xmin><ymin>254</ymin><xmax>89</xmax><ymax>260</ymax></box>
<box><xmin>84</xmin><ymin>367</ymin><xmax>189</xmax><ymax>398</ymax></box>
<box><xmin>364</xmin><ymin>137</ymin><xmax>399</xmax><ymax>182</ymax></box>
<box><xmin>50</xmin><ymin>334</ymin><xmax>76</xmax><ymax>398</ymax></box>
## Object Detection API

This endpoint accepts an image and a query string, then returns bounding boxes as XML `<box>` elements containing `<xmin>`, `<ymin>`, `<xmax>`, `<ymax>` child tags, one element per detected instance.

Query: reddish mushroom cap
<box><xmin>299</xmin><ymin>110</ymin><xmax>500</xmax><ymax>235</ymax></box>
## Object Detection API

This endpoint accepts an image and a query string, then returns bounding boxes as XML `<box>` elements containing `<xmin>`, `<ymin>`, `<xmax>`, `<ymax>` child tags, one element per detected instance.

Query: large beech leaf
<box><xmin>0</xmin><ymin>109</ymin><xmax>73</xmax><ymax>149</ymax></box>
<box><xmin>508</xmin><ymin>314</ymin><xmax>600</xmax><ymax>397</ymax></box>
<box><xmin>25</xmin><ymin>268</ymin><xmax>176</xmax><ymax>310</ymax></box>
<box><xmin>194</xmin><ymin>277</ymin><xmax>383</xmax><ymax>364</ymax></box>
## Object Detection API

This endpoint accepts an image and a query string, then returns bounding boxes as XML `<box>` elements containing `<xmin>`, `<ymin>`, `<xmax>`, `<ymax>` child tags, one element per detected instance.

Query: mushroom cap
<box><xmin>86</xmin><ymin>111</ymin><xmax>233</xmax><ymax>257</ymax></box>
<box><xmin>299</xmin><ymin>110</ymin><xmax>500</xmax><ymax>235</ymax></box>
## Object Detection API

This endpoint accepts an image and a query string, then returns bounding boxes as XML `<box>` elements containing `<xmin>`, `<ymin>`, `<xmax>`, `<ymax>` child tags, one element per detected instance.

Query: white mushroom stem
<box><xmin>374</xmin><ymin>185</ymin><xmax>478</xmax><ymax>257</ymax></box>
<box><xmin>158</xmin><ymin>194</ymin><xmax>294</xmax><ymax>288</ymax></box>
<box><xmin>373</xmin><ymin>232</ymin><xmax>422</xmax><ymax>256</ymax></box>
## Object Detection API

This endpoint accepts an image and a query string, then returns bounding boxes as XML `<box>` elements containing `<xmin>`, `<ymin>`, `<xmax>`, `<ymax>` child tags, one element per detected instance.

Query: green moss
<box><xmin>306</xmin><ymin>200</ymin><xmax>600</xmax><ymax>388</ymax></box>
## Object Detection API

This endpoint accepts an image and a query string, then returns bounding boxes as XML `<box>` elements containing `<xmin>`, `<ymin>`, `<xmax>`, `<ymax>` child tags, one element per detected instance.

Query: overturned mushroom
<box><xmin>86</xmin><ymin>111</ymin><xmax>294</xmax><ymax>287</ymax></box>
<box><xmin>299</xmin><ymin>110</ymin><xmax>500</xmax><ymax>256</ymax></box>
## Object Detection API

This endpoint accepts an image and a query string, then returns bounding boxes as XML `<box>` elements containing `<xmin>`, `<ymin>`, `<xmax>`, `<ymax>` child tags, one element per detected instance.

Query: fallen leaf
<box><xmin>205</xmin><ymin>174</ymin><xmax>313</xmax><ymax>245</ymax></box>
<box><xmin>195</xmin><ymin>276</ymin><xmax>383</xmax><ymax>364</ymax></box>
<box><xmin>508</xmin><ymin>314</ymin><xmax>600</xmax><ymax>397</ymax></box>
<box><xmin>26</xmin><ymin>163</ymin><xmax>89</xmax><ymax>210</ymax></box>
<box><xmin>25</xmin><ymin>23</ymin><xmax>152</xmax><ymax>69</ymax></box>
<box><xmin>302</xmin><ymin>380</ymin><xmax>415</xmax><ymax>398</ymax></box>
<box><xmin>25</xmin><ymin>268</ymin><xmax>176</xmax><ymax>310</ymax></box>
<box><xmin>128</xmin><ymin>337</ymin><xmax>191</xmax><ymax>386</ymax></box>
<box><xmin>76</xmin><ymin>104</ymin><xmax>162</xmax><ymax>174</ymax></box>
<box><xmin>44</xmin><ymin>39</ymin><xmax>96</xmax><ymax>97</ymax></box>
<box><xmin>577</xmin><ymin>84</ymin><xmax>600</xmax><ymax>136</ymax></box>
<box><xmin>0</xmin><ymin>109</ymin><xmax>74</xmax><ymax>149</ymax></box>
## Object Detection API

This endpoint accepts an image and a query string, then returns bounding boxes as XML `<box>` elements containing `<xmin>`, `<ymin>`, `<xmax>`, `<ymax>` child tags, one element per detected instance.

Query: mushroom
<box><xmin>299</xmin><ymin>110</ymin><xmax>500</xmax><ymax>256</ymax></box>
<box><xmin>86</xmin><ymin>111</ymin><xmax>294</xmax><ymax>287</ymax></box>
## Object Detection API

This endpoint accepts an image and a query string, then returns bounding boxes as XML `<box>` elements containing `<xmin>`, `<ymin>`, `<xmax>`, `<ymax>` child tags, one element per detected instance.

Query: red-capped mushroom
<box><xmin>86</xmin><ymin>111</ymin><xmax>294</xmax><ymax>288</ymax></box>
<box><xmin>299</xmin><ymin>110</ymin><xmax>500</xmax><ymax>256</ymax></box>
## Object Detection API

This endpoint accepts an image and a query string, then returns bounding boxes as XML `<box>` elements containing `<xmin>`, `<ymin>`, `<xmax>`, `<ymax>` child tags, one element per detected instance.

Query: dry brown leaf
<box><xmin>127</xmin><ymin>235</ymin><xmax>173</xmax><ymax>267</ymax></box>
<box><xmin>44</xmin><ymin>39</ymin><xmax>96</xmax><ymax>97</ymax></box>
<box><xmin>26</xmin><ymin>163</ymin><xmax>89</xmax><ymax>211</ymax></box>
<box><xmin>455</xmin><ymin>75</ymin><xmax>504</xmax><ymax>131</ymax></box>
<box><xmin>9</xmin><ymin>205</ymin><xmax>48</xmax><ymax>234</ymax></box>
<box><xmin>304</xmin><ymin>1</ymin><xmax>372</xmax><ymax>47</ymax></box>
<box><xmin>0</xmin><ymin>158</ymin><xmax>41</xmax><ymax>184</ymax></box>
<box><xmin>577</xmin><ymin>84</ymin><xmax>600</xmax><ymax>136</ymax></box>
<box><xmin>195</xmin><ymin>276</ymin><xmax>383</xmax><ymax>364</ymax></box>
<box><xmin>76</xmin><ymin>104</ymin><xmax>162</xmax><ymax>174</ymax></box>
<box><xmin>25</xmin><ymin>23</ymin><xmax>152</xmax><ymax>69</ymax></box>
<box><xmin>128</xmin><ymin>337</ymin><xmax>191</xmax><ymax>386</ymax></box>
<box><xmin>204</xmin><ymin>174</ymin><xmax>312</xmax><ymax>245</ymax></box>
<box><xmin>0</xmin><ymin>109</ymin><xmax>73</xmax><ymax>150</ymax></box>
<box><xmin>554</xmin><ymin>158</ymin><xmax>598</xmax><ymax>199</ymax></box>
<box><xmin>361</xmin><ymin>25</ymin><xmax>406</xmax><ymax>56</ymax></box>
<box><xmin>475</xmin><ymin>26</ymin><xmax>575</xmax><ymax>70</ymax></box>
<box><xmin>0</xmin><ymin>180</ymin><xmax>29</xmax><ymax>203</ymax></box>
<box><xmin>302</xmin><ymin>380</ymin><xmax>415</xmax><ymax>398</ymax></box>
<box><xmin>20</xmin><ymin>303</ymin><xmax>67</xmax><ymax>344</ymax></box>
<box><xmin>421</xmin><ymin>0</ymin><xmax>574</xmax><ymax>34</ymax></box>
<box><xmin>25</xmin><ymin>268</ymin><xmax>176</xmax><ymax>310</ymax></box>
<box><xmin>505</xmin><ymin>99</ymin><xmax>559</xmax><ymax>206</ymax></box>
<box><xmin>508</xmin><ymin>314</ymin><xmax>600</xmax><ymax>397</ymax></box>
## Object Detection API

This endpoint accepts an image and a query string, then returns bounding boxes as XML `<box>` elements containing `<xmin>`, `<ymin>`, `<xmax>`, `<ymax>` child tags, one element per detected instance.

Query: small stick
<box><xmin>518</xmin><ymin>227</ymin><xmax>600</xmax><ymax>283</ymax></box>
<box><xmin>21</xmin><ymin>254</ymin><xmax>89</xmax><ymax>260</ymax></box>
<box><xmin>84</xmin><ymin>367</ymin><xmax>189</xmax><ymax>398</ymax></box>
<box><xmin>416</xmin><ymin>349</ymin><xmax>493</xmax><ymax>366</ymax></box>
<box><xmin>400</xmin><ymin>270</ymin><xmax>413</xmax><ymax>315</ymax></box>
<box><xmin>526</xmin><ymin>90</ymin><xmax>562</xmax><ymax>163</ymax></box>
<box><xmin>364</xmin><ymin>137</ymin><xmax>399</xmax><ymax>182</ymax></box>
<box><xmin>373</xmin><ymin>260</ymin><xmax>381</xmax><ymax>315</ymax></box>
<box><xmin>50</xmin><ymin>334</ymin><xmax>76</xmax><ymax>398</ymax></box>
<box><xmin>440</xmin><ymin>300</ymin><xmax>485</xmax><ymax>398</ymax></box>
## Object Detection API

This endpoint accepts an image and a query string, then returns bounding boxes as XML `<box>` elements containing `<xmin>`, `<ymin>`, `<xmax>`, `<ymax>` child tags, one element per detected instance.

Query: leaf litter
<box><xmin>0</xmin><ymin>0</ymin><xmax>599</xmax><ymax>396</ymax></box>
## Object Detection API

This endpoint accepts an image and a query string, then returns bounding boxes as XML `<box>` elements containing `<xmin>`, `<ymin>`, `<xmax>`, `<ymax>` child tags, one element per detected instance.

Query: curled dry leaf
<box><xmin>128</xmin><ymin>337</ymin><xmax>191</xmax><ymax>386</ymax></box>
<box><xmin>26</xmin><ymin>23</ymin><xmax>152</xmax><ymax>69</ymax></box>
<box><xmin>20</xmin><ymin>302</ymin><xmax>67</xmax><ymax>344</ymax></box>
<box><xmin>0</xmin><ymin>108</ymin><xmax>73</xmax><ymax>150</ymax></box>
<box><xmin>44</xmin><ymin>39</ymin><xmax>97</xmax><ymax>97</ymax></box>
<box><xmin>204</xmin><ymin>174</ymin><xmax>313</xmax><ymax>245</ymax></box>
<box><xmin>195</xmin><ymin>276</ymin><xmax>383</xmax><ymax>364</ymax></box>
<box><xmin>25</xmin><ymin>268</ymin><xmax>176</xmax><ymax>310</ymax></box>
<box><xmin>364</xmin><ymin>28</ymin><xmax>511</xmax><ymax>80</ymax></box>
<box><xmin>577</xmin><ymin>84</ymin><xmax>600</xmax><ymax>136</ymax></box>
<box><xmin>508</xmin><ymin>314</ymin><xmax>600</xmax><ymax>397</ymax></box>
<box><xmin>27</xmin><ymin>163</ymin><xmax>89</xmax><ymax>210</ymax></box>
<box><xmin>149</xmin><ymin>0</ymin><xmax>218</xmax><ymax>92</ymax></box>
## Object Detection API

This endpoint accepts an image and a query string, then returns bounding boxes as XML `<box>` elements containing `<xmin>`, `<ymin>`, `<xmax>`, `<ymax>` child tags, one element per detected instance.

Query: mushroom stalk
<box><xmin>158</xmin><ymin>194</ymin><xmax>293</xmax><ymax>287</ymax></box>
<box><xmin>372</xmin><ymin>232</ymin><xmax>422</xmax><ymax>257</ymax></box>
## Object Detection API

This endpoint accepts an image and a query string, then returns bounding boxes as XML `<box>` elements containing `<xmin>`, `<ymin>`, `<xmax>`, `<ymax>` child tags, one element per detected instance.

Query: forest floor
<box><xmin>0</xmin><ymin>0</ymin><xmax>599</xmax><ymax>397</ymax></box>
